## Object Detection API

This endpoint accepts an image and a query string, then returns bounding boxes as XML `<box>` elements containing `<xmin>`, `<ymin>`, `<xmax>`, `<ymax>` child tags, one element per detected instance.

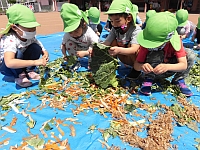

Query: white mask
<box><xmin>15</xmin><ymin>26</ymin><xmax>36</xmax><ymax>39</ymax></box>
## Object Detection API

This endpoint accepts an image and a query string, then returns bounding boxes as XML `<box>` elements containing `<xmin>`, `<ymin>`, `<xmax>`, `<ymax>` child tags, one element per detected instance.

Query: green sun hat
<box><xmin>176</xmin><ymin>9</ymin><xmax>188</xmax><ymax>27</ymax></box>
<box><xmin>87</xmin><ymin>7</ymin><xmax>100</xmax><ymax>24</ymax></box>
<box><xmin>146</xmin><ymin>10</ymin><xmax>156</xmax><ymax>22</ymax></box>
<box><xmin>104</xmin><ymin>0</ymin><xmax>136</xmax><ymax>24</ymax></box>
<box><xmin>60</xmin><ymin>3</ymin><xmax>88</xmax><ymax>32</ymax></box>
<box><xmin>137</xmin><ymin>12</ymin><xmax>181</xmax><ymax>51</ymax></box>
<box><xmin>132</xmin><ymin>4</ymin><xmax>139</xmax><ymax>13</ymax></box>
<box><xmin>0</xmin><ymin>4</ymin><xmax>40</xmax><ymax>34</ymax></box>
<box><xmin>197</xmin><ymin>16</ymin><xmax>200</xmax><ymax>29</ymax></box>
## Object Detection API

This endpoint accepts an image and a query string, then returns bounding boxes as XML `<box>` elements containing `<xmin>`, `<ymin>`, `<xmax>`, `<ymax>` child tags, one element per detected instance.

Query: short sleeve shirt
<box><xmin>0</xmin><ymin>32</ymin><xmax>45</xmax><ymax>62</ymax></box>
<box><xmin>136</xmin><ymin>41</ymin><xmax>186</xmax><ymax>63</ymax></box>
<box><xmin>62</xmin><ymin>26</ymin><xmax>99</xmax><ymax>50</ymax></box>
<box><xmin>105</xmin><ymin>25</ymin><xmax>141</xmax><ymax>47</ymax></box>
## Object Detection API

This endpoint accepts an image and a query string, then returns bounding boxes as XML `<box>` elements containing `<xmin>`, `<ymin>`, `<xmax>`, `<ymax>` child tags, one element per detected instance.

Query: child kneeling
<box><xmin>135</xmin><ymin>12</ymin><xmax>196</xmax><ymax>96</ymax></box>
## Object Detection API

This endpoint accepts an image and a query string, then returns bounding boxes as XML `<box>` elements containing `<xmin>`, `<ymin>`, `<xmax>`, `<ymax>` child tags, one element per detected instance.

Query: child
<box><xmin>86</xmin><ymin>7</ymin><xmax>102</xmax><ymax>37</ymax></box>
<box><xmin>192</xmin><ymin>16</ymin><xmax>200</xmax><ymax>50</ymax></box>
<box><xmin>132</xmin><ymin>4</ymin><xmax>143</xmax><ymax>28</ymax></box>
<box><xmin>60</xmin><ymin>3</ymin><xmax>99</xmax><ymax>62</ymax></box>
<box><xmin>104</xmin><ymin>17</ymin><xmax>112</xmax><ymax>32</ymax></box>
<box><xmin>142</xmin><ymin>9</ymin><xmax>156</xmax><ymax>29</ymax></box>
<box><xmin>0</xmin><ymin>4</ymin><xmax>49</xmax><ymax>88</ymax></box>
<box><xmin>103</xmin><ymin>0</ymin><xmax>142</xmax><ymax>80</ymax></box>
<box><xmin>135</xmin><ymin>12</ymin><xmax>196</xmax><ymax>96</ymax></box>
<box><xmin>176</xmin><ymin>9</ymin><xmax>196</xmax><ymax>39</ymax></box>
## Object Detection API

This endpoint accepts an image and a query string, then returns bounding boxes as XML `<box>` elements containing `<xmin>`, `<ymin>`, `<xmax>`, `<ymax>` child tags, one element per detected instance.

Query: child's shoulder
<box><xmin>85</xmin><ymin>26</ymin><xmax>96</xmax><ymax>35</ymax></box>
<box><xmin>128</xmin><ymin>25</ymin><xmax>142</xmax><ymax>34</ymax></box>
<box><xmin>2</xmin><ymin>32</ymin><xmax>17</xmax><ymax>41</ymax></box>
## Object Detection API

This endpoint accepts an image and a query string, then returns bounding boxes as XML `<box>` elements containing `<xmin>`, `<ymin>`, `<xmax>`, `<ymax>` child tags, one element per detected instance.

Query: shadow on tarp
<box><xmin>0</xmin><ymin>25</ymin><xmax>200</xmax><ymax>150</ymax></box>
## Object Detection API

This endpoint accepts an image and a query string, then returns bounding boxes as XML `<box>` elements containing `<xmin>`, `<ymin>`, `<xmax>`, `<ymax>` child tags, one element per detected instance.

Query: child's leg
<box><xmin>23</xmin><ymin>43</ymin><xmax>43</xmax><ymax>71</ymax></box>
<box><xmin>0</xmin><ymin>47</ymin><xmax>33</xmax><ymax>78</ymax></box>
<box><xmin>171</xmin><ymin>48</ymin><xmax>196</xmax><ymax>96</ymax></box>
<box><xmin>140</xmin><ymin>50</ymin><xmax>165</xmax><ymax>95</ymax></box>
<box><xmin>111</xmin><ymin>40</ymin><xmax>141</xmax><ymax>79</ymax></box>
<box><xmin>0</xmin><ymin>60</ymin><xmax>23</xmax><ymax>78</ymax></box>
<box><xmin>172</xmin><ymin>48</ymin><xmax>196</xmax><ymax>82</ymax></box>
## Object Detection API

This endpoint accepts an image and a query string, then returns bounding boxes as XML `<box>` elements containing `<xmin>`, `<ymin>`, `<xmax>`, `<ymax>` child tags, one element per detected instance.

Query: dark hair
<box><xmin>109</xmin><ymin>13</ymin><xmax>129</xmax><ymax>18</ymax></box>
<box><xmin>8</xmin><ymin>24</ymin><xmax>19</xmax><ymax>34</ymax></box>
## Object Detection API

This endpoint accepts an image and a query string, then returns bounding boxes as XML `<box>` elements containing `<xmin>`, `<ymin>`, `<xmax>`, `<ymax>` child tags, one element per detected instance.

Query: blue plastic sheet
<box><xmin>0</xmin><ymin>23</ymin><xmax>200</xmax><ymax>150</ymax></box>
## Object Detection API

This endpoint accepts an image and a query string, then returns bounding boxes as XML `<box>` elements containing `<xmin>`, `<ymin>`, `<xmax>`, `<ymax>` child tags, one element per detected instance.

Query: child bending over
<box><xmin>135</xmin><ymin>12</ymin><xmax>196</xmax><ymax>96</ymax></box>
<box><xmin>103</xmin><ymin>0</ymin><xmax>142</xmax><ymax>80</ymax></box>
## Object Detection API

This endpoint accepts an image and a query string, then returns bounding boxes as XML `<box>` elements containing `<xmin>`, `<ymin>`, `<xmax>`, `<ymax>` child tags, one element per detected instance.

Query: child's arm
<box><xmin>4</xmin><ymin>51</ymin><xmax>47</xmax><ymax>69</ymax></box>
<box><xmin>134</xmin><ymin>61</ymin><xmax>154</xmax><ymax>74</ymax></box>
<box><xmin>61</xmin><ymin>44</ymin><xmax>67</xmax><ymax>57</ymax></box>
<box><xmin>191</xmin><ymin>28</ymin><xmax>197</xmax><ymax>42</ymax></box>
<box><xmin>34</xmin><ymin>39</ymin><xmax>49</xmax><ymax>61</ymax></box>
<box><xmin>109</xmin><ymin>44</ymin><xmax>140</xmax><ymax>56</ymax></box>
<box><xmin>153</xmin><ymin>56</ymin><xmax>187</xmax><ymax>74</ymax></box>
<box><xmin>104</xmin><ymin>22</ymin><xmax>111</xmax><ymax>32</ymax></box>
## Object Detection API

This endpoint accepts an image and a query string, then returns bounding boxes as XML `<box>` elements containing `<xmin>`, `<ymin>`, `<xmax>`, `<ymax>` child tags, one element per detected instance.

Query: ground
<box><xmin>0</xmin><ymin>12</ymin><xmax>199</xmax><ymax>35</ymax></box>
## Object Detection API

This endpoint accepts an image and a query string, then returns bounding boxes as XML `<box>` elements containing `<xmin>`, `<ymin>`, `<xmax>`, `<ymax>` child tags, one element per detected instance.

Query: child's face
<box><xmin>12</xmin><ymin>25</ymin><xmax>36</xmax><ymax>36</ymax></box>
<box><xmin>109</xmin><ymin>15</ymin><xmax>128</xmax><ymax>28</ymax></box>
<box><xmin>12</xmin><ymin>25</ymin><xmax>36</xmax><ymax>40</ymax></box>
<box><xmin>69</xmin><ymin>24</ymin><xmax>83</xmax><ymax>39</ymax></box>
<box><xmin>109</xmin><ymin>14</ymin><xmax>132</xmax><ymax>34</ymax></box>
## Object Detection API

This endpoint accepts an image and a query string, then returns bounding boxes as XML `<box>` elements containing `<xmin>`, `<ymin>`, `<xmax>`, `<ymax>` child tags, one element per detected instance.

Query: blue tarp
<box><xmin>0</xmin><ymin>23</ymin><xmax>200</xmax><ymax>150</ymax></box>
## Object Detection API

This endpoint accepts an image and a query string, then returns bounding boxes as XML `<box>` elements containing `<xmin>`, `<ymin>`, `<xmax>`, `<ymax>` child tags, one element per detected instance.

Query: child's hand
<box><xmin>42</xmin><ymin>50</ymin><xmax>49</xmax><ymax>61</ymax></box>
<box><xmin>109</xmin><ymin>46</ymin><xmax>120</xmax><ymax>56</ymax></box>
<box><xmin>63</xmin><ymin>56</ymin><xmax>68</xmax><ymax>61</ymax></box>
<box><xmin>153</xmin><ymin>64</ymin><xmax>168</xmax><ymax>74</ymax></box>
<box><xmin>141</xmin><ymin>63</ymin><xmax>154</xmax><ymax>74</ymax></box>
<box><xmin>76</xmin><ymin>51</ymin><xmax>89</xmax><ymax>58</ymax></box>
<box><xmin>35</xmin><ymin>58</ymin><xmax>47</xmax><ymax>66</ymax></box>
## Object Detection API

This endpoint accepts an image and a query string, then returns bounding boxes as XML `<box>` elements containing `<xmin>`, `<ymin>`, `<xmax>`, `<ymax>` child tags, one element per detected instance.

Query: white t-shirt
<box><xmin>62</xmin><ymin>26</ymin><xmax>99</xmax><ymax>51</ymax></box>
<box><xmin>0</xmin><ymin>32</ymin><xmax>45</xmax><ymax>62</ymax></box>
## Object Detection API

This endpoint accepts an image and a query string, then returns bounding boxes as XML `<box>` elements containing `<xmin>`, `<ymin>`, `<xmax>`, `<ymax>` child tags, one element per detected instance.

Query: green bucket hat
<box><xmin>137</xmin><ymin>12</ymin><xmax>180</xmax><ymax>51</ymax></box>
<box><xmin>104</xmin><ymin>0</ymin><xmax>136</xmax><ymax>24</ymax></box>
<box><xmin>0</xmin><ymin>4</ymin><xmax>40</xmax><ymax>34</ymax></box>
<box><xmin>86</xmin><ymin>7</ymin><xmax>100</xmax><ymax>24</ymax></box>
<box><xmin>146</xmin><ymin>10</ymin><xmax>156</xmax><ymax>22</ymax></box>
<box><xmin>197</xmin><ymin>16</ymin><xmax>200</xmax><ymax>29</ymax></box>
<box><xmin>176</xmin><ymin>9</ymin><xmax>188</xmax><ymax>27</ymax></box>
<box><xmin>132</xmin><ymin>4</ymin><xmax>139</xmax><ymax>14</ymax></box>
<box><xmin>60</xmin><ymin>3</ymin><xmax>88</xmax><ymax>32</ymax></box>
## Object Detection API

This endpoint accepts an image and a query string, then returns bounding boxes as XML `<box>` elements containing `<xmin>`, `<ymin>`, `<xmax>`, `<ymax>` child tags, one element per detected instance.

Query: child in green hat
<box><xmin>133</xmin><ymin>4</ymin><xmax>143</xmax><ymax>28</ymax></box>
<box><xmin>86</xmin><ymin>7</ymin><xmax>102</xmax><ymax>37</ymax></box>
<box><xmin>176</xmin><ymin>9</ymin><xmax>196</xmax><ymax>39</ymax></box>
<box><xmin>141</xmin><ymin>9</ymin><xmax>156</xmax><ymax>29</ymax></box>
<box><xmin>103</xmin><ymin>0</ymin><xmax>142</xmax><ymax>80</ymax></box>
<box><xmin>135</xmin><ymin>12</ymin><xmax>196</xmax><ymax>96</ymax></box>
<box><xmin>0</xmin><ymin>4</ymin><xmax>49</xmax><ymax>88</ymax></box>
<box><xmin>60</xmin><ymin>3</ymin><xmax>99</xmax><ymax>64</ymax></box>
<box><xmin>191</xmin><ymin>16</ymin><xmax>200</xmax><ymax>50</ymax></box>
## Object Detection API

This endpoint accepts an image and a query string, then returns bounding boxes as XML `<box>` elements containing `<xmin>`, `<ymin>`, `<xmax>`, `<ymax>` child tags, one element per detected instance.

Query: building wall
<box><xmin>60</xmin><ymin>0</ymin><xmax>199</xmax><ymax>12</ymax></box>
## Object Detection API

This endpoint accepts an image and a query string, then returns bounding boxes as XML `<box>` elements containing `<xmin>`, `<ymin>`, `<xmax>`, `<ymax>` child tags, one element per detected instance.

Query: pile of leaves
<box><xmin>0</xmin><ymin>57</ymin><xmax>200</xmax><ymax>150</ymax></box>
<box><xmin>185</xmin><ymin>60</ymin><xmax>200</xmax><ymax>90</ymax></box>
<box><xmin>90</xmin><ymin>43</ymin><xmax>119</xmax><ymax>89</ymax></box>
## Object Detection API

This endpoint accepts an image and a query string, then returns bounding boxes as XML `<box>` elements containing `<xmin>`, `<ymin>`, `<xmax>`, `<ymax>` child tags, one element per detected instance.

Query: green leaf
<box><xmin>102</xmin><ymin>131</ymin><xmax>110</xmax><ymax>142</ymax></box>
<box><xmin>26</xmin><ymin>137</ymin><xmax>45</xmax><ymax>148</ymax></box>
<box><xmin>90</xmin><ymin>43</ymin><xmax>119</xmax><ymax>89</ymax></box>
<box><xmin>27</xmin><ymin>120</ymin><xmax>36</xmax><ymax>129</ymax></box>
<box><xmin>44</xmin><ymin>123</ymin><xmax>53</xmax><ymax>131</ymax></box>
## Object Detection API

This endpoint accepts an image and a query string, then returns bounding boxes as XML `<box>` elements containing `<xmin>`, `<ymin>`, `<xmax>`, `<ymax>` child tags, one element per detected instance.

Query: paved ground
<box><xmin>0</xmin><ymin>11</ymin><xmax>199</xmax><ymax>35</ymax></box>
